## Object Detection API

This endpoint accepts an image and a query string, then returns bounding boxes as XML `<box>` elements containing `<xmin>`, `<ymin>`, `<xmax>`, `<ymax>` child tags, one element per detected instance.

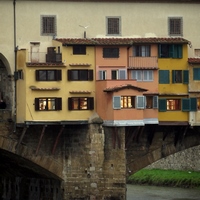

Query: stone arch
<box><xmin>0</xmin><ymin>53</ymin><xmax>13</xmax><ymax>109</ymax></box>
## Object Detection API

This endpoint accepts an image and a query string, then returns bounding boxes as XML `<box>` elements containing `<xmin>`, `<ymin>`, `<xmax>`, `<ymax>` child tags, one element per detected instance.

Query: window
<box><xmin>194</xmin><ymin>49</ymin><xmax>200</xmax><ymax>57</ymax></box>
<box><xmin>172</xmin><ymin>70</ymin><xmax>189</xmax><ymax>84</ymax></box>
<box><xmin>121</xmin><ymin>96</ymin><xmax>135</xmax><ymax>108</ymax></box>
<box><xmin>159</xmin><ymin>70</ymin><xmax>169</xmax><ymax>84</ymax></box>
<box><xmin>145</xmin><ymin>96</ymin><xmax>158</xmax><ymax>109</ymax></box>
<box><xmin>36</xmin><ymin>70</ymin><xmax>61</xmax><ymax>81</ymax></box>
<box><xmin>35</xmin><ymin>98</ymin><xmax>62</xmax><ymax>111</ymax></box>
<box><xmin>41</xmin><ymin>15</ymin><xmax>56</xmax><ymax>36</ymax></box>
<box><xmin>113</xmin><ymin>96</ymin><xmax>144</xmax><ymax>109</ymax></box>
<box><xmin>158</xmin><ymin>44</ymin><xmax>182</xmax><ymax>58</ymax></box>
<box><xmin>99</xmin><ymin>70</ymin><xmax>107</xmax><ymax>80</ymax></box>
<box><xmin>68</xmin><ymin>97</ymin><xmax>94</xmax><ymax>110</ymax></box>
<box><xmin>133</xmin><ymin>45</ymin><xmax>150</xmax><ymax>57</ymax></box>
<box><xmin>131</xmin><ymin>70</ymin><xmax>153</xmax><ymax>81</ymax></box>
<box><xmin>193</xmin><ymin>68</ymin><xmax>200</xmax><ymax>80</ymax></box>
<box><xmin>103</xmin><ymin>48</ymin><xmax>119</xmax><ymax>58</ymax></box>
<box><xmin>111</xmin><ymin>69</ymin><xmax>126</xmax><ymax>80</ymax></box>
<box><xmin>106</xmin><ymin>17</ymin><xmax>121</xmax><ymax>35</ymax></box>
<box><xmin>159</xmin><ymin>99</ymin><xmax>181</xmax><ymax>111</ymax></box>
<box><xmin>168</xmin><ymin>17</ymin><xmax>183</xmax><ymax>36</ymax></box>
<box><xmin>68</xmin><ymin>70</ymin><xmax>93</xmax><ymax>81</ymax></box>
<box><xmin>73</xmin><ymin>45</ymin><xmax>86</xmax><ymax>55</ymax></box>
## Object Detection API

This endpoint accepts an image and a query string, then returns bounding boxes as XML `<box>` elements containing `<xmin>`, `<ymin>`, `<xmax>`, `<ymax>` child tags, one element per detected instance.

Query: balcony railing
<box><xmin>129</xmin><ymin>56</ymin><xmax>158</xmax><ymax>68</ymax></box>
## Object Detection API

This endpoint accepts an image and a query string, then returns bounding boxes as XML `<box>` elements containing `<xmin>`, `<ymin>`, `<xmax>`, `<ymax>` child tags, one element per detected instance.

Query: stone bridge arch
<box><xmin>125</xmin><ymin>125</ymin><xmax>200</xmax><ymax>176</ymax></box>
<box><xmin>0</xmin><ymin>133</ymin><xmax>63</xmax><ymax>180</ymax></box>
<box><xmin>0</xmin><ymin>53</ymin><xmax>13</xmax><ymax>109</ymax></box>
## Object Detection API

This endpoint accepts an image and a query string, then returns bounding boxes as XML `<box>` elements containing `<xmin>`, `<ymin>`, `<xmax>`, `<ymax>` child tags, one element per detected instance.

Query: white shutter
<box><xmin>136</xmin><ymin>96</ymin><xmax>145</xmax><ymax>109</ymax></box>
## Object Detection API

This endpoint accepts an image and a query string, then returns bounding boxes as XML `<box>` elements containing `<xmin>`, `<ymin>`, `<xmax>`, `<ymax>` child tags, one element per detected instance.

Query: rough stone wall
<box><xmin>145</xmin><ymin>145</ymin><xmax>200</xmax><ymax>171</ymax></box>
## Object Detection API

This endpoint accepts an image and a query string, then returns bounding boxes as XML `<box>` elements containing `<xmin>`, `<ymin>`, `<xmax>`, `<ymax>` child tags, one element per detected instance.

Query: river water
<box><xmin>127</xmin><ymin>184</ymin><xmax>200</xmax><ymax>200</ymax></box>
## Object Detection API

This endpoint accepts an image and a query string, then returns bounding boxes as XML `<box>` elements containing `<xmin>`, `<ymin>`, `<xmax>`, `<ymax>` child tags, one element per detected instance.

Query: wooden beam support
<box><xmin>52</xmin><ymin>125</ymin><xmax>65</xmax><ymax>155</ymax></box>
<box><xmin>15</xmin><ymin>126</ymin><xmax>28</xmax><ymax>153</ymax></box>
<box><xmin>35</xmin><ymin>125</ymin><xmax>46</xmax><ymax>155</ymax></box>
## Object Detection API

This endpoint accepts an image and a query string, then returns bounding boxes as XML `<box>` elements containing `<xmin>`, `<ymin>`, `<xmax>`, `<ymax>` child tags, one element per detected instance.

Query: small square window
<box><xmin>106</xmin><ymin>17</ymin><xmax>121</xmax><ymax>35</ymax></box>
<box><xmin>168</xmin><ymin>17</ymin><xmax>183</xmax><ymax>36</ymax></box>
<box><xmin>41</xmin><ymin>15</ymin><xmax>56</xmax><ymax>36</ymax></box>
<box><xmin>194</xmin><ymin>49</ymin><xmax>200</xmax><ymax>57</ymax></box>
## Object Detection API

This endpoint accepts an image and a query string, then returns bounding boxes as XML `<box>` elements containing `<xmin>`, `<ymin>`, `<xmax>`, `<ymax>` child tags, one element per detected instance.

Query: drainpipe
<box><xmin>13</xmin><ymin>0</ymin><xmax>17</xmax><ymax>133</ymax></box>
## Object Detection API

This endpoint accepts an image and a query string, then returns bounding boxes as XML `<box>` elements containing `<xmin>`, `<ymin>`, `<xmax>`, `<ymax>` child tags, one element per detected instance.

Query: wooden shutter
<box><xmin>56</xmin><ymin>70</ymin><xmax>62</xmax><ymax>81</ymax></box>
<box><xmin>159</xmin><ymin>99</ymin><xmax>166</xmax><ymax>112</ymax></box>
<box><xmin>159</xmin><ymin>70</ymin><xmax>169</xmax><ymax>84</ymax></box>
<box><xmin>183</xmin><ymin>70</ymin><xmax>189</xmax><ymax>84</ymax></box>
<box><xmin>35</xmin><ymin>98</ymin><xmax>40</xmax><ymax>111</ymax></box>
<box><xmin>68</xmin><ymin>98</ymin><xmax>72</xmax><ymax>110</ymax></box>
<box><xmin>136</xmin><ymin>96</ymin><xmax>144</xmax><ymax>109</ymax></box>
<box><xmin>182</xmin><ymin>98</ymin><xmax>190</xmax><ymax>111</ymax></box>
<box><xmin>153</xmin><ymin>96</ymin><xmax>158</xmax><ymax>109</ymax></box>
<box><xmin>55</xmin><ymin>98</ymin><xmax>62</xmax><ymax>110</ymax></box>
<box><xmin>190</xmin><ymin>98</ymin><xmax>197</xmax><ymax>111</ymax></box>
<box><xmin>113</xmin><ymin>96</ymin><xmax>121</xmax><ymax>109</ymax></box>
<box><xmin>87</xmin><ymin>97</ymin><xmax>94</xmax><ymax>110</ymax></box>
<box><xmin>88</xmin><ymin>70</ymin><xmax>93</xmax><ymax>81</ymax></box>
<box><xmin>177</xmin><ymin>44</ymin><xmax>183</xmax><ymax>58</ymax></box>
<box><xmin>67</xmin><ymin>70</ymin><xmax>72</xmax><ymax>81</ymax></box>
<box><xmin>35</xmin><ymin>70</ymin><xmax>40</xmax><ymax>81</ymax></box>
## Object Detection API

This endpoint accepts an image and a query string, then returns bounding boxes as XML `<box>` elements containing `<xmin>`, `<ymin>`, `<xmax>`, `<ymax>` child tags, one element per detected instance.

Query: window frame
<box><xmin>41</xmin><ymin>15</ymin><xmax>57</xmax><ymax>36</ymax></box>
<box><xmin>133</xmin><ymin>45</ymin><xmax>151</xmax><ymax>57</ymax></box>
<box><xmin>111</xmin><ymin>69</ymin><xmax>127</xmax><ymax>80</ymax></box>
<box><xmin>99</xmin><ymin>70</ymin><xmax>107</xmax><ymax>80</ymax></box>
<box><xmin>158</xmin><ymin>44</ymin><xmax>182</xmax><ymax>58</ymax></box>
<box><xmin>35</xmin><ymin>97</ymin><xmax>62</xmax><ymax>111</ymax></box>
<box><xmin>159</xmin><ymin>70</ymin><xmax>170</xmax><ymax>84</ymax></box>
<box><xmin>68</xmin><ymin>97</ymin><xmax>94</xmax><ymax>110</ymax></box>
<box><xmin>103</xmin><ymin>47</ymin><xmax>119</xmax><ymax>58</ymax></box>
<box><xmin>68</xmin><ymin>69</ymin><xmax>93</xmax><ymax>81</ymax></box>
<box><xmin>73</xmin><ymin>45</ymin><xmax>86</xmax><ymax>55</ymax></box>
<box><xmin>168</xmin><ymin>17</ymin><xmax>183</xmax><ymax>36</ymax></box>
<box><xmin>106</xmin><ymin>16</ymin><xmax>121</xmax><ymax>36</ymax></box>
<box><xmin>131</xmin><ymin>70</ymin><xmax>153</xmax><ymax>82</ymax></box>
<box><xmin>36</xmin><ymin>70</ymin><xmax>62</xmax><ymax>81</ymax></box>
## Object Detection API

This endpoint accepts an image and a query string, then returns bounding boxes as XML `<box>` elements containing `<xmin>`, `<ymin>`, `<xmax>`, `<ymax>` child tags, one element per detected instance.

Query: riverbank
<box><xmin>127</xmin><ymin>169</ymin><xmax>200</xmax><ymax>188</ymax></box>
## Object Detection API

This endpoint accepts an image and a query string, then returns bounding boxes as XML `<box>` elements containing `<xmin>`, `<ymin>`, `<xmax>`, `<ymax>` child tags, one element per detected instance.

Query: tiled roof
<box><xmin>188</xmin><ymin>58</ymin><xmax>200</xmax><ymax>64</ymax></box>
<box><xmin>55</xmin><ymin>37</ymin><xmax>189</xmax><ymax>46</ymax></box>
<box><xmin>69</xmin><ymin>63</ymin><xmax>91</xmax><ymax>66</ymax></box>
<box><xmin>30</xmin><ymin>86</ymin><xmax>60</xmax><ymax>91</ymax></box>
<box><xmin>128</xmin><ymin>67</ymin><xmax>158</xmax><ymax>70</ymax></box>
<box><xmin>69</xmin><ymin>91</ymin><xmax>91</xmax><ymax>94</ymax></box>
<box><xmin>103</xmin><ymin>84</ymin><xmax>147</xmax><ymax>92</ymax></box>
<box><xmin>26</xmin><ymin>62</ymin><xmax>65</xmax><ymax>67</ymax></box>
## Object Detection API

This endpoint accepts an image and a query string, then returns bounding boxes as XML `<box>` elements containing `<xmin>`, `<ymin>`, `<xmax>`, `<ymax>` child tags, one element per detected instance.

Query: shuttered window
<box><xmin>159</xmin><ymin>70</ymin><xmax>169</xmax><ymax>84</ymax></box>
<box><xmin>103</xmin><ymin>48</ymin><xmax>119</xmax><ymax>58</ymax></box>
<box><xmin>182</xmin><ymin>98</ymin><xmax>190</xmax><ymax>111</ymax></box>
<box><xmin>190</xmin><ymin>98</ymin><xmax>197</xmax><ymax>111</ymax></box>
<box><xmin>193</xmin><ymin>68</ymin><xmax>200</xmax><ymax>80</ymax></box>
<box><xmin>68</xmin><ymin>70</ymin><xmax>93</xmax><ymax>81</ymax></box>
<box><xmin>35</xmin><ymin>98</ymin><xmax>62</xmax><ymax>111</ymax></box>
<box><xmin>136</xmin><ymin>96</ymin><xmax>145</xmax><ymax>109</ymax></box>
<box><xmin>158</xmin><ymin>44</ymin><xmax>182</xmax><ymax>58</ymax></box>
<box><xmin>68</xmin><ymin>97</ymin><xmax>94</xmax><ymax>110</ymax></box>
<box><xmin>36</xmin><ymin>70</ymin><xmax>62</xmax><ymax>81</ymax></box>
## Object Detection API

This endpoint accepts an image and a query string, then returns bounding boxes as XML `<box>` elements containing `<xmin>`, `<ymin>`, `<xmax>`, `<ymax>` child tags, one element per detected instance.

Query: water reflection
<box><xmin>127</xmin><ymin>184</ymin><xmax>200</xmax><ymax>200</ymax></box>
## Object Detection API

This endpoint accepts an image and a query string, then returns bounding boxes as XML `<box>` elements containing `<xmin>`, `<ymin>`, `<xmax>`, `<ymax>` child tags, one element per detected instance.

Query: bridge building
<box><xmin>1</xmin><ymin>0</ymin><xmax>200</xmax><ymax>199</ymax></box>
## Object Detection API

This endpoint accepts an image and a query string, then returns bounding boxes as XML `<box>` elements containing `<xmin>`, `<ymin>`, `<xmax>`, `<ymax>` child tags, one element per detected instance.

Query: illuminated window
<box><xmin>167</xmin><ymin>99</ymin><xmax>181</xmax><ymax>110</ymax></box>
<box><xmin>68</xmin><ymin>97</ymin><xmax>94</xmax><ymax>110</ymax></box>
<box><xmin>121</xmin><ymin>96</ymin><xmax>135</xmax><ymax>108</ymax></box>
<box><xmin>35</xmin><ymin>98</ymin><xmax>62</xmax><ymax>111</ymax></box>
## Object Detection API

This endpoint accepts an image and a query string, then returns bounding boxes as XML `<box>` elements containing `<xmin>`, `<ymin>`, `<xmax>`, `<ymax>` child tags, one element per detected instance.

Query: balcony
<box><xmin>28</xmin><ymin>47</ymin><xmax>62</xmax><ymax>63</ymax></box>
<box><xmin>129</xmin><ymin>56</ymin><xmax>158</xmax><ymax>68</ymax></box>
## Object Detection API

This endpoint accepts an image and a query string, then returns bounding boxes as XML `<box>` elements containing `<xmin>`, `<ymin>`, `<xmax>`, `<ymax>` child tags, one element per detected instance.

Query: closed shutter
<box><xmin>159</xmin><ymin>99</ymin><xmax>166</xmax><ymax>112</ymax></box>
<box><xmin>183</xmin><ymin>70</ymin><xmax>189</xmax><ymax>84</ymax></box>
<box><xmin>193</xmin><ymin>68</ymin><xmax>200</xmax><ymax>80</ymax></box>
<box><xmin>136</xmin><ymin>96</ymin><xmax>144</xmax><ymax>109</ymax></box>
<box><xmin>177</xmin><ymin>44</ymin><xmax>183</xmax><ymax>58</ymax></box>
<box><xmin>113</xmin><ymin>96</ymin><xmax>121</xmax><ymax>109</ymax></box>
<box><xmin>68</xmin><ymin>98</ymin><xmax>72</xmax><ymax>110</ymax></box>
<box><xmin>35</xmin><ymin>70</ymin><xmax>40</xmax><ymax>81</ymax></box>
<box><xmin>56</xmin><ymin>70</ymin><xmax>62</xmax><ymax>81</ymax></box>
<box><xmin>87</xmin><ymin>97</ymin><xmax>94</xmax><ymax>110</ymax></box>
<box><xmin>88</xmin><ymin>70</ymin><xmax>93</xmax><ymax>81</ymax></box>
<box><xmin>35</xmin><ymin>98</ymin><xmax>40</xmax><ymax>111</ymax></box>
<box><xmin>159</xmin><ymin>70</ymin><xmax>169</xmax><ymax>84</ymax></box>
<box><xmin>67</xmin><ymin>70</ymin><xmax>72</xmax><ymax>81</ymax></box>
<box><xmin>55</xmin><ymin>98</ymin><xmax>62</xmax><ymax>110</ymax></box>
<box><xmin>99</xmin><ymin>71</ymin><xmax>104</xmax><ymax>80</ymax></box>
<box><xmin>190</xmin><ymin>98</ymin><xmax>197</xmax><ymax>111</ymax></box>
<box><xmin>153</xmin><ymin>96</ymin><xmax>158</xmax><ymax>109</ymax></box>
<box><xmin>182</xmin><ymin>98</ymin><xmax>190</xmax><ymax>111</ymax></box>
<box><xmin>119</xmin><ymin>69</ymin><xmax>126</xmax><ymax>80</ymax></box>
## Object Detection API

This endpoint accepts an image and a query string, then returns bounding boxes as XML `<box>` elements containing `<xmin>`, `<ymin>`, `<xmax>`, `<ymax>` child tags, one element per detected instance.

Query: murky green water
<box><xmin>127</xmin><ymin>184</ymin><xmax>200</xmax><ymax>200</ymax></box>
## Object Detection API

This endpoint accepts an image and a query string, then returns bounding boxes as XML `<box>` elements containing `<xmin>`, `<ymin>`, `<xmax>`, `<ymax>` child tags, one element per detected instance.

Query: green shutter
<box><xmin>190</xmin><ymin>98</ymin><xmax>197</xmax><ymax>111</ymax></box>
<box><xmin>159</xmin><ymin>99</ymin><xmax>166</xmax><ymax>112</ymax></box>
<box><xmin>182</xmin><ymin>98</ymin><xmax>190</xmax><ymax>111</ymax></box>
<box><xmin>113</xmin><ymin>96</ymin><xmax>121</xmax><ymax>109</ymax></box>
<box><xmin>193</xmin><ymin>68</ymin><xmax>200</xmax><ymax>80</ymax></box>
<box><xmin>159</xmin><ymin>70</ymin><xmax>169</xmax><ymax>84</ymax></box>
<box><xmin>153</xmin><ymin>96</ymin><xmax>158</xmax><ymax>109</ymax></box>
<box><xmin>172</xmin><ymin>70</ymin><xmax>175</xmax><ymax>83</ymax></box>
<box><xmin>177</xmin><ymin>44</ymin><xmax>183</xmax><ymax>58</ymax></box>
<box><xmin>183</xmin><ymin>70</ymin><xmax>189</xmax><ymax>84</ymax></box>
<box><xmin>169</xmin><ymin>44</ymin><xmax>174</xmax><ymax>58</ymax></box>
